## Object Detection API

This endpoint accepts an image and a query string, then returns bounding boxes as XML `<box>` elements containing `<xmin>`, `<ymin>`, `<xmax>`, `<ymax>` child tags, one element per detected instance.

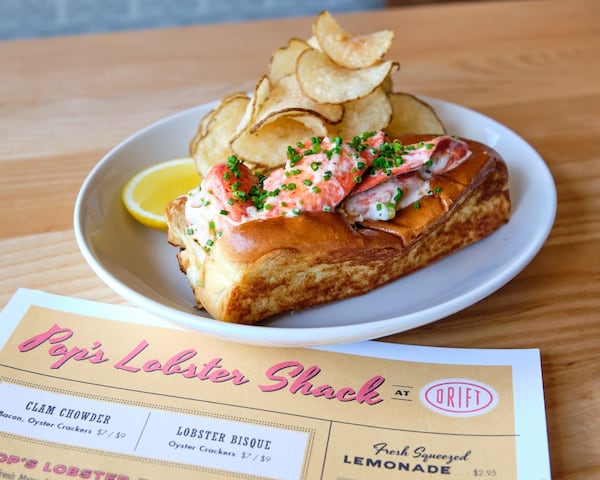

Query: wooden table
<box><xmin>1</xmin><ymin>0</ymin><xmax>598</xmax><ymax>477</ymax></box>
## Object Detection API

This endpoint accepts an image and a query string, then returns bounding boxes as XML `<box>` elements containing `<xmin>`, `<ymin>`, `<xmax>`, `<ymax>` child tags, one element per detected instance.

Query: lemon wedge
<box><xmin>122</xmin><ymin>157</ymin><xmax>201</xmax><ymax>231</ymax></box>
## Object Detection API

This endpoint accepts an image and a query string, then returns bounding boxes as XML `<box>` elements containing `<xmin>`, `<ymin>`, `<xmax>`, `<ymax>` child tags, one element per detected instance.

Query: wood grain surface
<box><xmin>1</xmin><ymin>0</ymin><xmax>598</xmax><ymax>477</ymax></box>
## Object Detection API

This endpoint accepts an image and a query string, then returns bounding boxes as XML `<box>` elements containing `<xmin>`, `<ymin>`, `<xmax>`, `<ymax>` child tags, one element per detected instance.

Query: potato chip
<box><xmin>386</xmin><ymin>92</ymin><xmax>446</xmax><ymax>137</ymax></box>
<box><xmin>231</xmin><ymin>116</ymin><xmax>324</xmax><ymax>171</ymax></box>
<box><xmin>268</xmin><ymin>38</ymin><xmax>310</xmax><ymax>84</ymax></box>
<box><xmin>191</xmin><ymin>93</ymin><xmax>249</xmax><ymax>176</ymax></box>
<box><xmin>381</xmin><ymin>72</ymin><xmax>394</xmax><ymax>93</ymax></box>
<box><xmin>232</xmin><ymin>76</ymin><xmax>271</xmax><ymax>140</ymax></box>
<box><xmin>306</xmin><ymin>35</ymin><xmax>321</xmax><ymax>51</ymax></box>
<box><xmin>291</xmin><ymin>113</ymin><xmax>328</xmax><ymax>137</ymax></box>
<box><xmin>314</xmin><ymin>10</ymin><xmax>394</xmax><ymax>69</ymax></box>
<box><xmin>330</xmin><ymin>87</ymin><xmax>392</xmax><ymax>139</ymax></box>
<box><xmin>198</xmin><ymin>108</ymin><xmax>216</xmax><ymax>137</ymax></box>
<box><xmin>193</xmin><ymin>93</ymin><xmax>246</xmax><ymax>145</ymax></box>
<box><xmin>251</xmin><ymin>74</ymin><xmax>343</xmax><ymax>132</ymax></box>
<box><xmin>297</xmin><ymin>48</ymin><xmax>397</xmax><ymax>104</ymax></box>
<box><xmin>189</xmin><ymin>107</ymin><xmax>215</xmax><ymax>156</ymax></box>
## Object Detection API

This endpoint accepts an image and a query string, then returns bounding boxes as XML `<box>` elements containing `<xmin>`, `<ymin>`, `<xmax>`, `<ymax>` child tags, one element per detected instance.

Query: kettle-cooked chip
<box><xmin>192</xmin><ymin>93</ymin><xmax>249</xmax><ymax>176</ymax></box>
<box><xmin>291</xmin><ymin>113</ymin><xmax>329</xmax><ymax>137</ymax></box>
<box><xmin>314</xmin><ymin>10</ymin><xmax>394</xmax><ymax>69</ymax></box>
<box><xmin>231</xmin><ymin>115</ymin><xmax>326</xmax><ymax>171</ymax></box>
<box><xmin>232</xmin><ymin>76</ymin><xmax>272</xmax><ymax>141</ymax></box>
<box><xmin>386</xmin><ymin>92</ymin><xmax>446</xmax><ymax>137</ymax></box>
<box><xmin>297</xmin><ymin>48</ymin><xmax>397</xmax><ymax>104</ymax></box>
<box><xmin>251</xmin><ymin>74</ymin><xmax>344</xmax><ymax>132</ymax></box>
<box><xmin>268</xmin><ymin>38</ymin><xmax>310</xmax><ymax>84</ymax></box>
<box><xmin>330</xmin><ymin>87</ymin><xmax>392</xmax><ymax>140</ymax></box>
<box><xmin>189</xmin><ymin>107</ymin><xmax>215</xmax><ymax>157</ymax></box>
<box><xmin>381</xmin><ymin>73</ymin><xmax>394</xmax><ymax>93</ymax></box>
<box><xmin>306</xmin><ymin>35</ymin><xmax>321</xmax><ymax>51</ymax></box>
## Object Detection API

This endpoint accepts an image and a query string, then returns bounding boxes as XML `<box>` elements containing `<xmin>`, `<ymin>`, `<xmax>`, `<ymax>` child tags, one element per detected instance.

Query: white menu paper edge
<box><xmin>0</xmin><ymin>288</ymin><xmax>552</xmax><ymax>479</ymax></box>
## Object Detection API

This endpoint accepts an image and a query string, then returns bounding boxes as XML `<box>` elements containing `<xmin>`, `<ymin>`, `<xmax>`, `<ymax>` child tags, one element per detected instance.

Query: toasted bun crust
<box><xmin>166</xmin><ymin>135</ymin><xmax>510</xmax><ymax>324</ymax></box>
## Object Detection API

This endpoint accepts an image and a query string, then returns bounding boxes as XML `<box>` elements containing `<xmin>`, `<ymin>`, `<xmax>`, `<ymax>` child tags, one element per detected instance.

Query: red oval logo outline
<box><xmin>420</xmin><ymin>379</ymin><xmax>498</xmax><ymax>417</ymax></box>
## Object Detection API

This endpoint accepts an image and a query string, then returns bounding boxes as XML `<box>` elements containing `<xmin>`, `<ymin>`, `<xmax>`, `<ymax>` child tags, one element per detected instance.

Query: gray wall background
<box><xmin>0</xmin><ymin>0</ymin><xmax>388</xmax><ymax>41</ymax></box>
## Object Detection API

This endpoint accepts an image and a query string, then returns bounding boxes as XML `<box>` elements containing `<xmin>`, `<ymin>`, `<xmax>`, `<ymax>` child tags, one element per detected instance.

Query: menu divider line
<box><xmin>319</xmin><ymin>421</ymin><xmax>334</xmax><ymax>480</ymax></box>
<box><xmin>134</xmin><ymin>411</ymin><xmax>152</xmax><ymax>452</ymax></box>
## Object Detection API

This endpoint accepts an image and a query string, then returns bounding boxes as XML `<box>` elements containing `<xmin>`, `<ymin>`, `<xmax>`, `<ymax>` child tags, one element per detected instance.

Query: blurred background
<box><xmin>0</xmin><ymin>0</ymin><xmax>462</xmax><ymax>41</ymax></box>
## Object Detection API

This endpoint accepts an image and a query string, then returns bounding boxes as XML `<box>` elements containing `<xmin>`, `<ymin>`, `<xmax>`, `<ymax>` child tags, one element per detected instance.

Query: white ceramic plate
<box><xmin>74</xmin><ymin>97</ymin><xmax>556</xmax><ymax>347</ymax></box>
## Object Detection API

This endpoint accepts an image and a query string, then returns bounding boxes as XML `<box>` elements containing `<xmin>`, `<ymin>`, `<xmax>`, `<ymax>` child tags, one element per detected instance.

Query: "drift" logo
<box><xmin>420</xmin><ymin>379</ymin><xmax>498</xmax><ymax>417</ymax></box>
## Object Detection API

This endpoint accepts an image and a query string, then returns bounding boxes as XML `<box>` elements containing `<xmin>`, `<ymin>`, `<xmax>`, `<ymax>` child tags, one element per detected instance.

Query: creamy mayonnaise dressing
<box><xmin>341</xmin><ymin>174</ymin><xmax>432</xmax><ymax>222</ymax></box>
<box><xmin>183</xmin><ymin>133</ymin><xmax>471</xmax><ymax>255</ymax></box>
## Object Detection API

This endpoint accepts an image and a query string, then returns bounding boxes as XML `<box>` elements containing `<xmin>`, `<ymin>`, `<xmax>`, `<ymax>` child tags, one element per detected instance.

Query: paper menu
<box><xmin>0</xmin><ymin>289</ymin><xmax>550</xmax><ymax>479</ymax></box>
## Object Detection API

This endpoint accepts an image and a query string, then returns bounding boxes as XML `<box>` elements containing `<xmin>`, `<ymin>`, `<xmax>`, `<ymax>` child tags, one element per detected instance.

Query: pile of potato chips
<box><xmin>190</xmin><ymin>11</ymin><xmax>445</xmax><ymax>175</ymax></box>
